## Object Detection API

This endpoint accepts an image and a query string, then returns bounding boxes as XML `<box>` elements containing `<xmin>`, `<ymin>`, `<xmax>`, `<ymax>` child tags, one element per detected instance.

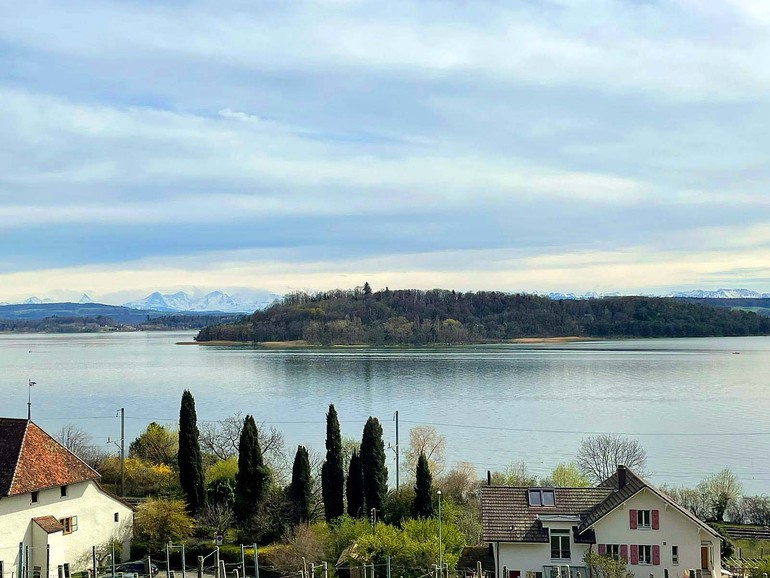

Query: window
<box><xmin>60</xmin><ymin>516</ymin><xmax>78</xmax><ymax>535</ymax></box>
<box><xmin>672</xmin><ymin>546</ymin><xmax>679</xmax><ymax>565</ymax></box>
<box><xmin>31</xmin><ymin>491</ymin><xmax>39</xmax><ymax>503</ymax></box>
<box><xmin>639</xmin><ymin>545</ymin><xmax>652</xmax><ymax>565</ymax></box>
<box><xmin>528</xmin><ymin>488</ymin><xmax>556</xmax><ymax>506</ymax></box>
<box><xmin>60</xmin><ymin>485</ymin><xmax>67</xmax><ymax>497</ymax></box>
<box><xmin>114</xmin><ymin>512</ymin><xmax>119</xmax><ymax>522</ymax></box>
<box><xmin>637</xmin><ymin>510</ymin><xmax>652</xmax><ymax>528</ymax></box>
<box><xmin>550</xmin><ymin>530</ymin><xmax>571</xmax><ymax>560</ymax></box>
<box><xmin>665</xmin><ymin>570</ymin><xmax>670</xmax><ymax>578</ymax></box>
<box><xmin>606</xmin><ymin>545</ymin><xmax>621</xmax><ymax>561</ymax></box>
<box><xmin>63</xmin><ymin>564</ymin><xmax>70</xmax><ymax>578</ymax></box>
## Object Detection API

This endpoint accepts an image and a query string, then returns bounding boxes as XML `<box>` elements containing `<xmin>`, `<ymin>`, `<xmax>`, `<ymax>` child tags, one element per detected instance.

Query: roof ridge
<box><xmin>8</xmin><ymin>421</ymin><xmax>30</xmax><ymax>496</ymax></box>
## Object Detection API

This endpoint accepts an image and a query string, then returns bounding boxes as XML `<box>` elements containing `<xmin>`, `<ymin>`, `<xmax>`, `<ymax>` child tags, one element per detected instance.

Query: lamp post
<box><xmin>437</xmin><ymin>490</ymin><xmax>443</xmax><ymax>578</ymax></box>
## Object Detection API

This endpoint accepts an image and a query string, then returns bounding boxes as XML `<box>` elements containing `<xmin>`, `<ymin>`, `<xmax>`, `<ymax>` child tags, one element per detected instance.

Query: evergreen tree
<box><xmin>360</xmin><ymin>416</ymin><xmax>388</xmax><ymax>513</ymax></box>
<box><xmin>289</xmin><ymin>445</ymin><xmax>312</xmax><ymax>524</ymax></box>
<box><xmin>413</xmin><ymin>451</ymin><xmax>433</xmax><ymax>518</ymax></box>
<box><xmin>321</xmin><ymin>404</ymin><xmax>345</xmax><ymax>521</ymax></box>
<box><xmin>235</xmin><ymin>415</ymin><xmax>270</xmax><ymax>523</ymax></box>
<box><xmin>363</xmin><ymin>282</ymin><xmax>372</xmax><ymax>296</ymax></box>
<box><xmin>178</xmin><ymin>390</ymin><xmax>206</xmax><ymax>515</ymax></box>
<box><xmin>346</xmin><ymin>450</ymin><xmax>364</xmax><ymax>517</ymax></box>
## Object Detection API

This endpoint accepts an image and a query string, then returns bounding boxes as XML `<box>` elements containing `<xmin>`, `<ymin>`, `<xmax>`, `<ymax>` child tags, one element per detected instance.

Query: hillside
<box><xmin>196</xmin><ymin>288</ymin><xmax>770</xmax><ymax>345</ymax></box>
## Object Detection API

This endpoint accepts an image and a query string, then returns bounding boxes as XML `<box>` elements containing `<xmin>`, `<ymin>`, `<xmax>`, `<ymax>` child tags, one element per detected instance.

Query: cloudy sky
<box><xmin>2</xmin><ymin>0</ymin><xmax>770</xmax><ymax>303</ymax></box>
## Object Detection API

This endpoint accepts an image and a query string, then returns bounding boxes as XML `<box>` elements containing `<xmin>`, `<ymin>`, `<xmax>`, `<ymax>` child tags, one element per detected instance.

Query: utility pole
<box><xmin>388</xmin><ymin>411</ymin><xmax>400</xmax><ymax>489</ymax></box>
<box><xmin>394</xmin><ymin>411</ymin><xmax>399</xmax><ymax>490</ymax></box>
<box><xmin>118</xmin><ymin>408</ymin><xmax>125</xmax><ymax>496</ymax></box>
<box><xmin>27</xmin><ymin>379</ymin><xmax>36</xmax><ymax>420</ymax></box>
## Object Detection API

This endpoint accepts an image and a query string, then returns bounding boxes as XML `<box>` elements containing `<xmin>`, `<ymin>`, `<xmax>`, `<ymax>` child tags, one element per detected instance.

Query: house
<box><xmin>481</xmin><ymin>466</ymin><xmax>721</xmax><ymax>578</ymax></box>
<box><xmin>0</xmin><ymin>418</ymin><xmax>133</xmax><ymax>578</ymax></box>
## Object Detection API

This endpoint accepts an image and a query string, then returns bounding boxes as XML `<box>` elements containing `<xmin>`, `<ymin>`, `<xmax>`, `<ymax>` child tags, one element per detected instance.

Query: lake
<box><xmin>2</xmin><ymin>332</ymin><xmax>769</xmax><ymax>493</ymax></box>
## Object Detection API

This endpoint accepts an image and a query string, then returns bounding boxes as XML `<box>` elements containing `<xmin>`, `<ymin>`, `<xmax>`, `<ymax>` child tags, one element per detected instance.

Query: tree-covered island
<box><xmin>196</xmin><ymin>286</ymin><xmax>770</xmax><ymax>345</ymax></box>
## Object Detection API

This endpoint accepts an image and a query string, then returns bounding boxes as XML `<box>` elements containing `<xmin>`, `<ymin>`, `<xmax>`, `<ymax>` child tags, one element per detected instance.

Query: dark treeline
<box><xmin>0</xmin><ymin>314</ymin><xmax>241</xmax><ymax>333</ymax></box>
<box><xmin>196</xmin><ymin>287</ymin><xmax>770</xmax><ymax>345</ymax></box>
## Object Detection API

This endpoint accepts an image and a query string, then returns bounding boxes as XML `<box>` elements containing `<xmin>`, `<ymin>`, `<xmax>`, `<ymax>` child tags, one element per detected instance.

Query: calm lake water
<box><xmin>2</xmin><ymin>332</ymin><xmax>770</xmax><ymax>493</ymax></box>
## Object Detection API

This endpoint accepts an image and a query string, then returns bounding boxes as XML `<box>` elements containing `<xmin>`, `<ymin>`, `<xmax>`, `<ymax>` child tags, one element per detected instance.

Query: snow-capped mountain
<box><xmin>23</xmin><ymin>296</ymin><xmax>53</xmax><ymax>304</ymax></box>
<box><xmin>78</xmin><ymin>293</ymin><xmax>93</xmax><ymax>304</ymax></box>
<box><xmin>123</xmin><ymin>290</ymin><xmax>277</xmax><ymax>313</ymax></box>
<box><xmin>547</xmin><ymin>291</ymin><xmax>621</xmax><ymax>300</ymax></box>
<box><xmin>668</xmin><ymin>288</ymin><xmax>770</xmax><ymax>299</ymax></box>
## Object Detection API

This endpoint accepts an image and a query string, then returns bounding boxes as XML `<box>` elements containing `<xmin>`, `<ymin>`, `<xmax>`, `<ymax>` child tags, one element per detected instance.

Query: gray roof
<box><xmin>481</xmin><ymin>467</ymin><xmax>719</xmax><ymax>543</ymax></box>
<box><xmin>481</xmin><ymin>486</ymin><xmax>612</xmax><ymax>542</ymax></box>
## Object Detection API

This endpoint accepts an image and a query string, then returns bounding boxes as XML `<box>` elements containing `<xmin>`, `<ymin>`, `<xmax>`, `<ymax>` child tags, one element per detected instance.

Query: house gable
<box><xmin>0</xmin><ymin>418</ymin><xmax>100</xmax><ymax>497</ymax></box>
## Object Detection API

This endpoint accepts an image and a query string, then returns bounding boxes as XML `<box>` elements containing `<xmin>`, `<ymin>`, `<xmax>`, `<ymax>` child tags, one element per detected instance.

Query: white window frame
<box><xmin>606</xmin><ymin>545</ymin><xmax>621</xmax><ymax>561</ymax></box>
<box><xmin>60</xmin><ymin>516</ymin><xmax>78</xmax><ymax>535</ymax></box>
<box><xmin>637</xmin><ymin>510</ymin><xmax>652</xmax><ymax>529</ymax></box>
<box><xmin>638</xmin><ymin>545</ymin><xmax>652</xmax><ymax>565</ymax></box>
<box><xmin>550</xmin><ymin>530</ymin><xmax>571</xmax><ymax>560</ymax></box>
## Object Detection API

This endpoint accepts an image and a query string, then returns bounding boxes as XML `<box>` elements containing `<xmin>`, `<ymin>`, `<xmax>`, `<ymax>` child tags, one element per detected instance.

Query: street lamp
<box><xmin>437</xmin><ymin>490</ymin><xmax>443</xmax><ymax>578</ymax></box>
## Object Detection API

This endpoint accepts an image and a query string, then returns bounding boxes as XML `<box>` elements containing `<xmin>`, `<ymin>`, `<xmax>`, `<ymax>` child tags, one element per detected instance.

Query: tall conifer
<box><xmin>321</xmin><ymin>404</ymin><xmax>345</xmax><ymax>521</ymax></box>
<box><xmin>413</xmin><ymin>451</ymin><xmax>433</xmax><ymax>518</ymax></box>
<box><xmin>360</xmin><ymin>416</ymin><xmax>388</xmax><ymax>513</ymax></box>
<box><xmin>235</xmin><ymin>415</ymin><xmax>270</xmax><ymax>523</ymax></box>
<box><xmin>289</xmin><ymin>445</ymin><xmax>312</xmax><ymax>524</ymax></box>
<box><xmin>178</xmin><ymin>390</ymin><xmax>206</xmax><ymax>515</ymax></box>
<box><xmin>346</xmin><ymin>450</ymin><xmax>364</xmax><ymax>517</ymax></box>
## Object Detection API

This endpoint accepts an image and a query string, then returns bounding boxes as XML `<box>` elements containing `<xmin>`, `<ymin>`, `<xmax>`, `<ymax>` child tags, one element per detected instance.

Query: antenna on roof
<box><xmin>27</xmin><ymin>379</ymin><xmax>36</xmax><ymax>420</ymax></box>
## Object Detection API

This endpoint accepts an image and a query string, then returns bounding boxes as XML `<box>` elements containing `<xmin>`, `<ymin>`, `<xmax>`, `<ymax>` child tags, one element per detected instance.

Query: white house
<box><xmin>0</xmin><ymin>418</ymin><xmax>133</xmax><ymax>578</ymax></box>
<box><xmin>480</xmin><ymin>466</ymin><xmax>721</xmax><ymax>578</ymax></box>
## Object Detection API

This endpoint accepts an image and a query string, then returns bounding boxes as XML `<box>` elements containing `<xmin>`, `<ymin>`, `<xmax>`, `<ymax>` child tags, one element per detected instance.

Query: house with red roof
<box><xmin>0</xmin><ymin>418</ymin><xmax>133</xmax><ymax>578</ymax></box>
<box><xmin>480</xmin><ymin>466</ymin><xmax>721</xmax><ymax>578</ymax></box>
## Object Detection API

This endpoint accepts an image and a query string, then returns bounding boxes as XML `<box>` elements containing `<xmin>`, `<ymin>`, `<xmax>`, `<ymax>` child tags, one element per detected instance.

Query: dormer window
<box><xmin>528</xmin><ymin>488</ymin><xmax>556</xmax><ymax>506</ymax></box>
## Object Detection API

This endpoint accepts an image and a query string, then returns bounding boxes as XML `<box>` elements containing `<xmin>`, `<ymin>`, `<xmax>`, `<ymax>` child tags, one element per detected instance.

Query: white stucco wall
<box><xmin>495</xmin><ymin>521</ymin><xmax>591</xmax><ymax>578</ymax></box>
<box><xmin>494</xmin><ymin>490</ymin><xmax>720</xmax><ymax>578</ymax></box>
<box><xmin>593</xmin><ymin>489</ymin><xmax>720</xmax><ymax>578</ymax></box>
<box><xmin>0</xmin><ymin>480</ymin><xmax>133</xmax><ymax>577</ymax></box>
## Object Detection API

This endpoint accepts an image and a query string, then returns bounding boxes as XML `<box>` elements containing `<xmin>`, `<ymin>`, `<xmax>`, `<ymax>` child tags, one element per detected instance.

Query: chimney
<box><xmin>487</xmin><ymin>470</ymin><xmax>492</xmax><ymax>486</ymax></box>
<box><xmin>617</xmin><ymin>465</ymin><xmax>627</xmax><ymax>489</ymax></box>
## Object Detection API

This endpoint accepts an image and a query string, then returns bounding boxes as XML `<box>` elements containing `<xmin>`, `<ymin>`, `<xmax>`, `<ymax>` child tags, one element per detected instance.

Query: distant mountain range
<box><xmin>1</xmin><ymin>289</ymin><xmax>278</xmax><ymax>313</ymax></box>
<box><xmin>547</xmin><ymin>289</ymin><xmax>770</xmax><ymax>300</ymax></box>
<box><xmin>123</xmin><ymin>290</ymin><xmax>277</xmax><ymax>313</ymax></box>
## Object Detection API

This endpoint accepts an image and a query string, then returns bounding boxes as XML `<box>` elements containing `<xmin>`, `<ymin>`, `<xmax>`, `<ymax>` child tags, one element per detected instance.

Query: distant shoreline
<box><xmin>177</xmin><ymin>336</ymin><xmax>594</xmax><ymax>347</ymax></box>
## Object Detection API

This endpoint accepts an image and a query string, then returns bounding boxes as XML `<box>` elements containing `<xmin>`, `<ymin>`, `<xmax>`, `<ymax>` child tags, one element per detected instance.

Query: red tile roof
<box><xmin>33</xmin><ymin>515</ymin><xmax>65</xmax><ymax>534</ymax></box>
<box><xmin>0</xmin><ymin>418</ymin><xmax>99</xmax><ymax>496</ymax></box>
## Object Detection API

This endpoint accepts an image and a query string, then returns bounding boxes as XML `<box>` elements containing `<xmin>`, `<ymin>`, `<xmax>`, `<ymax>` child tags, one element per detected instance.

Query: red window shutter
<box><xmin>598</xmin><ymin>544</ymin><xmax>606</xmax><ymax>555</ymax></box>
<box><xmin>653</xmin><ymin>545</ymin><xmax>660</xmax><ymax>565</ymax></box>
<box><xmin>652</xmin><ymin>510</ymin><xmax>660</xmax><ymax>529</ymax></box>
<box><xmin>630</xmin><ymin>509</ymin><xmax>638</xmax><ymax>529</ymax></box>
<box><xmin>620</xmin><ymin>545</ymin><xmax>628</xmax><ymax>562</ymax></box>
<box><xmin>630</xmin><ymin>545</ymin><xmax>639</xmax><ymax>565</ymax></box>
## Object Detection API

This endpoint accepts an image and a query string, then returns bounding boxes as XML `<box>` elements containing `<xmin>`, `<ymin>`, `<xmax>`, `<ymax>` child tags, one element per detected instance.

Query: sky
<box><xmin>2</xmin><ymin>0</ymin><xmax>770</xmax><ymax>303</ymax></box>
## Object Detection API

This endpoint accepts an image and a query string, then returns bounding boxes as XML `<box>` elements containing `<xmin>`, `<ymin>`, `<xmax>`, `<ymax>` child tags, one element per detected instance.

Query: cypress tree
<box><xmin>360</xmin><ymin>416</ymin><xmax>388</xmax><ymax>513</ymax></box>
<box><xmin>235</xmin><ymin>415</ymin><xmax>270</xmax><ymax>523</ymax></box>
<box><xmin>413</xmin><ymin>451</ymin><xmax>433</xmax><ymax>518</ymax></box>
<box><xmin>178</xmin><ymin>390</ymin><xmax>206</xmax><ymax>515</ymax></box>
<box><xmin>346</xmin><ymin>450</ymin><xmax>364</xmax><ymax>517</ymax></box>
<box><xmin>289</xmin><ymin>445</ymin><xmax>312</xmax><ymax>524</ymax></box>
<box><xmin>321</xmin><ymin>404</ymin><xmax>345</xmax><ymax>521</ymax></box>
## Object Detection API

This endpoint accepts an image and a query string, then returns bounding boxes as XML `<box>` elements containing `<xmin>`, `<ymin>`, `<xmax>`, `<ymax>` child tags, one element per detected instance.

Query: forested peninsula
<box><xmin>195</xmin><ymin>287</ymin><xmax>770</xmax><ymax>345</ymax></box>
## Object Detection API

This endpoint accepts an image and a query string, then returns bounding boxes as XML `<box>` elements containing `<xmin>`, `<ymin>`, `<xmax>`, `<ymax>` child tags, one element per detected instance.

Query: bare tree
<box><xmin>199</xmin><ymin>412</ymin><xmax>288</xmax><ymax>474</ymax></box>
<box><xmin>576</xmin><ymin>434</ymin><xmax>647</xmax><ymax>484</ymax></box>
<box><xmin>404</xmin><ymin>425</ymin><xmax>446</xmax><ymax>477</ymax></box>
<box><xmin>55</xmin><ymin>424</ymin><xmax>106</xmax><ymax>468</ymax></box>
<box><xmin>197</xmin><ymin>502</ymin><xmax>235</xmax><ymax>535</ymax></box>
